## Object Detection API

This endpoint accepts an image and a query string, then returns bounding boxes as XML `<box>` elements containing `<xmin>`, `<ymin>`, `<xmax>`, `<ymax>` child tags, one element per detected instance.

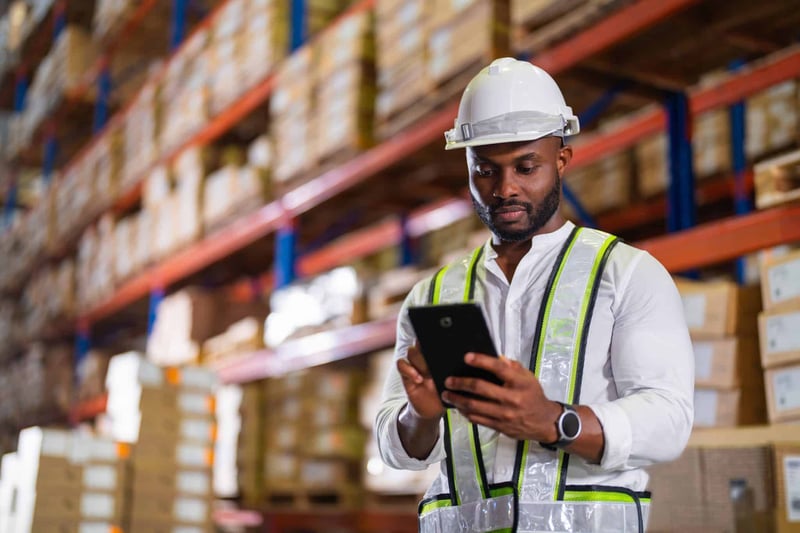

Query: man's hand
<box><xmin>397</xmin><ymin>344</ymin><xmax>445</xmax><ymax>420</ymax></box>
<box><xmin>442</xmin><ymin>352</ymin><xmax>561</xmax><ymax>443</ymax></box>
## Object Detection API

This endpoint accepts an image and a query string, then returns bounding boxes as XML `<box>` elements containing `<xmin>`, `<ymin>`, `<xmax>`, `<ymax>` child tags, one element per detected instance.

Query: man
<box><xmin>374</xmin><ymin>58</ymin><xmax>694</xmax><ymax>533</ymax></box>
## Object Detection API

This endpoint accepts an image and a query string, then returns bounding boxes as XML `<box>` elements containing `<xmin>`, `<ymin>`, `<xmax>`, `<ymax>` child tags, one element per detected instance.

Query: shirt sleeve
<box><xmin>374</xmin><ymin>279</ymin><xmax>447</xmax><ymax>471</ymax></box>
<box><xmin>588</xmin><ymin>249</ymin><xmax>695</xmax><ymax>471</ymax></box>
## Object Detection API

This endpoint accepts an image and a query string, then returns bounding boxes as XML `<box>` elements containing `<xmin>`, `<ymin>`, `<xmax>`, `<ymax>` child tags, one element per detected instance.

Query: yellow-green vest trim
<box><xmin>416</xmin><ymin>227</ymin><xmax>652</xmax><ymax>533</ymax></box>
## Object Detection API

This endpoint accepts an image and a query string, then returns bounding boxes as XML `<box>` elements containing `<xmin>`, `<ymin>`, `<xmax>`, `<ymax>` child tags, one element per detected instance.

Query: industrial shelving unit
<box><xmin>2</xmin><ymin>0</ymin><xmax>800</xmax><ymax>531</ymax></box>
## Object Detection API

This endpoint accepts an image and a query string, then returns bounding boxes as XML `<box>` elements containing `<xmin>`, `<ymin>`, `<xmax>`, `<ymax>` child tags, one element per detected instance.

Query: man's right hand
<box><xmin>397</xmin><ymin>344</ymin><xmax>445</xmax><ymax>420</ymax></box>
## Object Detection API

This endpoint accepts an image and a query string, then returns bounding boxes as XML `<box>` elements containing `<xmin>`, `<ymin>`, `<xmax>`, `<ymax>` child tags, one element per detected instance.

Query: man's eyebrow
<box><xmin>472</xmin><ymin>152</ymin><xmax>544</xmax><ymax>164</ymax></box>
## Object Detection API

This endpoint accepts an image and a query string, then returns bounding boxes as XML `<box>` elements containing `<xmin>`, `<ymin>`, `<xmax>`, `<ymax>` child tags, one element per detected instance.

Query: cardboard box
<box><xmin>774</xmin><ymin>445</ymin><xmax>800</xmax><ymax>532</ymax></box>
<box><xmin>675</xmin><ymin>279</ymin><xmax>762</xmax><ymax>338</ymax></box>
<box><xmin>754</xmin><ymin>148</ymin><xmax>800</xmax><ymax>210</ymax></box>
<box><xmin>765</xmin><ymin>361</ymin><xmax>800</xmax><ymax>423</ymax></box>
<box><xmin>759</xmin><ymin>307</ymin><xmax>800</xmax><ymax>369</ymax></box>
<box><xmin>563</xmin><ymin>150</ymin><xmax>633</xmax><ymax>217</ymax></box>
<box><xmin>635</xmin><ymin>132</ymin><xmax>668</xmax><ymax>198</ymax></box>
<box><xmin>693</xmin><ymin>386</ymin><xmax>767</xmax><ymax>427</ymax></box>
<box><xmin>131</xmin><ymin>467</ymin><xmax>212</xmax><ymax>497</ymax></box>
<box><xmin>762</xmin><ymin>250</ymin><xmax>800</xmax><ymax>311</ymax></box>
<box><xmin>693</xmin><ymin>108</ymin><xmax>732</xmax><ymax>178</ymax></box>
<box><xmin>693</xmin><ymin>336</ymin><xmax>761</xmax><ymax>388</ymax></box>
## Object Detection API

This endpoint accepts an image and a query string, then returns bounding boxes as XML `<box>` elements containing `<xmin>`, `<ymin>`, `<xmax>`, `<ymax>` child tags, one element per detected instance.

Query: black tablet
<box><xmin>407</xmin><ymin>302</ymin><xmax>501</xmax><ymax>405</ymax></box>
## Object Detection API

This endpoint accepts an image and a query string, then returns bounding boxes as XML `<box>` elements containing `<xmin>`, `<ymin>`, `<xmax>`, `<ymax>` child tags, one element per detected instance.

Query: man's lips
<box><xmin>492</xmin><ymin>205</ymin><xmax>527</xmax><ymax>222</ymax></box>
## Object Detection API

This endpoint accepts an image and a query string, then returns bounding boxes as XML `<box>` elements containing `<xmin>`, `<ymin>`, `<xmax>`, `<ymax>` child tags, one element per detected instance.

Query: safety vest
<box><xmin>417</xmin><ymin>227</ymin><xmax>651</xmax><ymax>533</ymax></box>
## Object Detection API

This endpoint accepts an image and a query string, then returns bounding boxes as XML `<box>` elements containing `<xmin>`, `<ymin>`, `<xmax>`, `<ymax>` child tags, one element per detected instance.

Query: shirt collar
<box><xmin>483</xmin><ymin>220</ymin><xmax>576</xmax><ymax>263</ymax></box>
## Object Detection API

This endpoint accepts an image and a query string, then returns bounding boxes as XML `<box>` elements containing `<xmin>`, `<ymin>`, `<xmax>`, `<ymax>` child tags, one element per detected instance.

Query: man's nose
<box><xmin>494</xmin><ymin>168</ymin><xmax>519</xmax><ymax>199</ymax></box>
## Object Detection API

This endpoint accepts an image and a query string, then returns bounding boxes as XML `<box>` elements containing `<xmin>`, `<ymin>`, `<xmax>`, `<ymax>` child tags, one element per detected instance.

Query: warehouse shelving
<box><xmin>69</xmin><ymin>40</ymin><xmax>800</xmax><ymax>329</ymax></box>
<box><xmin>3</xmin><ymin>0</ymin><xmax>800</xmax><ymax>531</ymax></box>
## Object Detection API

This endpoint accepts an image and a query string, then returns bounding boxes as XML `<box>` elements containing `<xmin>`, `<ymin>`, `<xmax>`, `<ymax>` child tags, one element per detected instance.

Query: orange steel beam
<box><xmin>535</xmin><ymin>0</ymin><xmax>702</xmax><ymax>75</ymax></box>
<box><xmin>212</xmin><ymin>316</ymin><xmax>397</xmax><ymax>383</ymax></box>
<box><xmin>69</xmin><ymin>393</ymin><xmax>108</xmax><ymax>424</ymax></box>
<box><xmin>638</xmin><ymin>203</ymin><xmax>800</xmax><ymax>272</ymax></box>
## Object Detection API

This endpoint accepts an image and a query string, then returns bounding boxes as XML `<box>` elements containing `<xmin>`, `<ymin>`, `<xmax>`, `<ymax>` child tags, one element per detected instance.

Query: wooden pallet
<box><xmin>263</xmin><ymin>485</ymin><xmax>363</xmax><ymax>509</ymax></box>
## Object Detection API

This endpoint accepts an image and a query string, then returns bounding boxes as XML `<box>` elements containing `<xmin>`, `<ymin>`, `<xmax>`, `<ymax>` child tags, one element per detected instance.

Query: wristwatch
<box><xmin>540</xmin><ymin>402</ymin><xmax>582</xmax><ymax>450</ymax></box>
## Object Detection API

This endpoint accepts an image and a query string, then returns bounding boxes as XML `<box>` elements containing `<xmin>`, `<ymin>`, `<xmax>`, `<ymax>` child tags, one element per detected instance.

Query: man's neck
<box><xmin>492</xmin><ymin>216</ymin><xmax>566</xmax><ymax>282</ymax></box>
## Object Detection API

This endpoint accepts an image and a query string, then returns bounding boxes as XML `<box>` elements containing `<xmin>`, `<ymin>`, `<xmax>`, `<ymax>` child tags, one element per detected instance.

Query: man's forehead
<box><xmin>468</xmin><ymin>137</ymin><xmax>561</xmax><ymax>161</ymax></box>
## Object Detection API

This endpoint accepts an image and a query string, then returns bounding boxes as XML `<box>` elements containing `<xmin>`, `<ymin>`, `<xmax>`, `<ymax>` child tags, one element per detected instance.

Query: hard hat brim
<box><xmin>444</xmin><ymin>131</ymin><xmax>562</xmax><ymax>150</ymax></box>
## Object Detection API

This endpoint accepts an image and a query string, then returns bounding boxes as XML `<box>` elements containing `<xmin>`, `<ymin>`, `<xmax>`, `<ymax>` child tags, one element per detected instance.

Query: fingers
<box><xmin>406</xmin><ymin>344</ymin><xmax>430</xmax><ymax>376</ymax></box>
<box><xmin>463</xmin><ymin>352</ymin><xmax>523</xmax><ymax>384</ymax></box>
<box><xmin>397</xmin><ymin>357</ymin><xmax>424</xmax><ymax>385</ymax></box>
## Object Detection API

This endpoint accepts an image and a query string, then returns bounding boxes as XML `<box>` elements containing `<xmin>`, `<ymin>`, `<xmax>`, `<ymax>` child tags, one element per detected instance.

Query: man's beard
<box><xmin>472</xmin><ymin>172</ymin><xmax>561</xmax><ymax>242</ymax></box>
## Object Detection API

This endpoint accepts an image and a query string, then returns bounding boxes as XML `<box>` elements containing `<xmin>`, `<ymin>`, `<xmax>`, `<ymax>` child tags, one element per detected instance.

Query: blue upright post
<box><xmin>171</xmin><ymin>0</ymin><xmax>189</xmax><ymax>51</ymax></box>
<box><xmin>93</xmin><ymin>60</ymin><xmax>112</xmax><ymax>133</ymax></box>
<box><xmin>290</xmin><ymin>0</ymin><xmax>307</xmax><ymax>51</ymax></box>
<box><xmin>728</xmin><ymin>60</ymin><xmax>750</xmax><ymax>284</ymax></box>
<box><xmin>275</xmin><ymin>222</ymin><xmax>297</xmax><ymax>289</ymax></box>
<box><xmin>75</xmin><ymin>321</ymin><xmax>91</xmax><ymax>381</ymax></box>
<box><xmin>561</xmin><ymin>182</ymin><xmax>597</xmax><ymax>228</ymax></box>
<box><xmin>53</xmin><ymin>0</ymin><xmax>66</xmax><ymax>39</ymax></box>
<box><xmin>399</xmin><ymin>214</ymin><xmax>415</xmax><ymax>266</ymax></box>
<box><xmin>147</xmin><ymin>286</ymin><xmax>165</xmax><ymax>338</ymax></box>
<box><xmin>13</xmin><ymin>71</ymin><xmax>28</xmax><ymax>112</ymax></box>
<box><xmin>560</xmin><ymin>85</ymin><xmax>625</xmax><ymax>229</ymax></box>
<box><xmin>3</xmin><ymin>177</ymin><xmax>17</xmax><ymax>228</ymax></box>
<box><xmin>43</xmin><ymin>125</ymin><xmax>58</xmax><ymax>185</ymax></box>
<box><xmin>665</xmin><ymin>91</ymin><xmax>696</xmax><ymax>233</ymax></box>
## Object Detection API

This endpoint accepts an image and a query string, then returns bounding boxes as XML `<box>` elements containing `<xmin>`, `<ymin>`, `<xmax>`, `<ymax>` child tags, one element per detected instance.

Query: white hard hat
<box><xmin>444</xmin><ymin>57</ymin><xmax>579</xmax><ymax>150</ymax></box>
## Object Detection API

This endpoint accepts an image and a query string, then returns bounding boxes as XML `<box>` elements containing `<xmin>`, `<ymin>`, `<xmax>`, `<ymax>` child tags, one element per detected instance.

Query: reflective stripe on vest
<box><xmin>418</xmin><ymin>227</ymin><xmax>650</xmax><ymax>532</ymax></box>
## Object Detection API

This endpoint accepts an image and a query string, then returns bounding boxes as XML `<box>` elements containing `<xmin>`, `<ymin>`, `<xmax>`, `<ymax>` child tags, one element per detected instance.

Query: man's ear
<box><xmin>557</xmin><ymin>143</ymin><xmax>573</xmax><ymax>176</ymax></box>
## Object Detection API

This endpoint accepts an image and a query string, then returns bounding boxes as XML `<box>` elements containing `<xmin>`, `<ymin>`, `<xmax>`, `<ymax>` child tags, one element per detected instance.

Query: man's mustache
<box><xmin>491</xmin><ymin>200</ymin><xmax>531</xmax><ymax>213</ymax></box>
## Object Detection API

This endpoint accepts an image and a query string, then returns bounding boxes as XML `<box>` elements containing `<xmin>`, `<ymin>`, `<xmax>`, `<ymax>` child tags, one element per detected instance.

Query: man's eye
<box><xmin>517</xmin><ymin>165</ymin><xmax>537</xmax><ymax>175</ymax></box>
<box><xmin>475</xmin><ymin>166</ymin><xmax>494</xmax><ymax>177</ymax></box>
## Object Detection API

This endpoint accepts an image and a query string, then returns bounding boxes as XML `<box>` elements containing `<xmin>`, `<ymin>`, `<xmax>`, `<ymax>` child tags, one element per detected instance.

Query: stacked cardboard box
<box><xmin>76</xmin><ymin>435</ymin><xmax>133</xmax><ymax>532</ymax></box>
<box><xmin>314</xmin><ymin>9</ymin><xmax>375</xmax><ymax>162</ymax></box>
<box><xmin>20</xmin><ymin>259</ymin><xmax>75</xmax><ymax>338</ymax></box>
<box><xmin>759</xmin><ymin>250</ymin><xmax>800</xmax><ymax>425</ymax></box>
<box><xmin>235</xmin><ymin>382</ymin><xmax>265</xmax><ymax>507</ymax></box>
<box><xmin>374</xmin><ymin>0</ymin><xmax>430</xmax><ymax>137</ymax></box>
<box><xmin>563</xmin><ymin>150</ymin><xmax>633</xmax><ymax>218</ymax></box>
<box><xmin>202</xmin><ymin>136</ymin><xmax>273</xmax><ymax>233</ymax></box>
<box><xmin>427</xmin><ymin>0</ymin><xmax>510</xmax><ymax>88</ymax></box>
<box><xmin>264</xmin><ymin>266</ymin><xmax>365</xmax><ymax>348</ymax></box>
<box><xmin>754</xmin><ymin>148</ymin><xmax>800</xmax><ymax>211</ymax></box>
<box><xmin>238</xmin><ymin>0</ymin><xmax>289</xmax><ymax>89</ymax></box>
<box><xmin>104</xmin><ymin>352</ymin><xmax>217</xmax><ymax>532</ymax></box>
<box><xmin>262</xmin><ymin>367</ymin><xmax>367</xmax><ymax>503</ymax></box>
<box><xmin>774</xmin><ymin>443</ymin><xmax>800</xmax><ymax>532</ymax></box>
<box><xmin>76</xmin><ymin>214</ymin><xmax>116</xmax><ymax>310</ymax></box>
<box><xmin>270</xmin><ymin>44</ymin><xmax>316</xmax><ymax>186</ymax></box>
<box><xmin>76</xmin><ymin>349</ymin><xmax>112</xmax><ymax>403</ymax></box>
<box><xmin>634</xmin><ymin>131</ymin><xmax>668</xmax><ymax>198</ymax></box>
<box><xmin>147</xmin><ymin>286</ymin><xmax>270</xmax><ymax>367</ymax></box>
<box><xmin>693</xmin><ymin>108</ymin><xmax>732</xmax><ymax>179</ymax></box>
<box><xmin>159</xmin><ymin>29</ymin><xmax>210</xmax><ymax>155</ymax></box>
<box><xmin>0</xmin><ymin>300</ymin><xmax>17</xmax><ymax>363</ymax></box>
<box><xmin>10</xmin><ymin>344</ymin><xmax>73</xmax><ymax>423</ymax></box>
<box><xmin>12</xmin><ymin>428</ymin><xmax>83</xmax><ymax>533</ymax></box>
<box><xmin>121</xmin><ymin>77</ymin><xmax>160</xmax><ymax>189</ymax></box>
<box><xmin>746</xmin><ymin>79</ymin><xmax>799</xmax><ymax>161</ymax></box>
<box><xmin>676</xmin><ymin>279</ymin><xmax>766</xmax><ymax>427</ymax></box>
<box><xmin>207</xmin><ymin>0</ymin><xmax>249</xmax><ymax>115</ymax></box>
<box><xmin>647</xmin><ymin>443</ymin><xmax>776</xmax><ymax>532</ymax></box>
<box><xmin>214</xmin><ymin>385</ymin><xmax>244</xmax><ymax>500</ymax></box>
<box><xmin>14</xmin><ymin>26</ymin><xmax>95</xmax><ymax>155</ymax></box>
<box><xmin>307</xmin><ymin>0</ymin><xmax>354</xmax><ymax>38</ymax></box>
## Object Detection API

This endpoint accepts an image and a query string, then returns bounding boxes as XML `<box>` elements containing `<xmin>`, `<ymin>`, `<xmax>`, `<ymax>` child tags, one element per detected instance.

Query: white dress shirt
<box><xmin>375</xmin><ymin>221</ymin><xmax>694</xmax><ymax>491</ymax></box>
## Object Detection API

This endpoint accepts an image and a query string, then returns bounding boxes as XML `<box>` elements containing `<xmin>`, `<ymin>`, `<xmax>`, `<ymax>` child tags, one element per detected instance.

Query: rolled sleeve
<box><xmin>588</xmin><ymin>401</ymin><xmax>633</xmax><ymax>471</ymax></box>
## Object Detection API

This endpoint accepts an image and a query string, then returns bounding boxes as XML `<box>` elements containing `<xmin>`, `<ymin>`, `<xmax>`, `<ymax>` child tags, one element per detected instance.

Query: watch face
<box><xmin>561</xmin><ymin>411</ymin><xmax>581</xmax><ymax>439</ymax></box>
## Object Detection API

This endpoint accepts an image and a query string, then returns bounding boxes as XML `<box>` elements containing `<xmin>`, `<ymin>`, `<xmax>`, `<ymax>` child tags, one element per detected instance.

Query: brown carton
<box><xmin>774</xmin><ymin>444</ymin><xmax>800</xmax><ymax>532</ymax></box>
<box><xmin>761</xmin><ymin>250</ymin><xmax>800</xmax><ymax>311</ymax></box>
<box><xmin>759</xmin><ymin>306</ymin><xmax>800</xmax><ymax>369</ymax></box>
<box><xmin>765</xmin><ymin>361</ymin><xmax>800</xmax><ymax>423</ymax></box>
<box><xmin>675</xmin><ymin>279</ymin><xmax>762</xmax><ymax>338</ymax></box>
<box><xmin>693</xmin><ymin>336</ymin><xmax>761</xmax><ymax>388</ymax></box>
<box><xmin>693</xmin><ymin>385</ymin><xmax>767</xmax><ymax>427</ymax></box>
